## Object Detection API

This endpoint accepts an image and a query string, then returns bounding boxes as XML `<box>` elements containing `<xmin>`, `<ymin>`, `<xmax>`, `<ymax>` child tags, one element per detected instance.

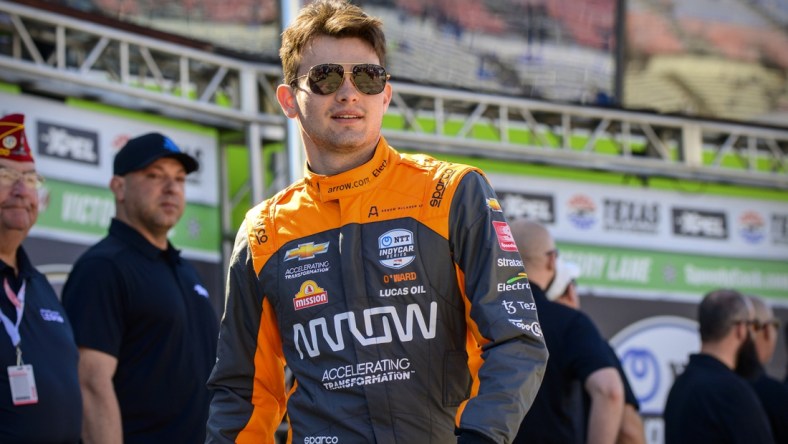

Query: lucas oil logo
<box><xmin>378</xmin><ymin>229</ymin><xmax>416</xmax><ymax>269</ymax></box>
<box><xmin>293</xmin><ymin>280</ymin><xmax>329</xmax><ymax>311</ymax></box>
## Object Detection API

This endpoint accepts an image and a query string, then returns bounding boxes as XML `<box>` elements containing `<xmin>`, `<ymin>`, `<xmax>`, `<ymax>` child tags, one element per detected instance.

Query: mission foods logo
<box><xmin>567</xmin><ymin>194</ymin><xmax>596</xmax><ymax>229</ymax></box>
<box><xmin>37</xmin><ymin>121</ymin><xmax>99</xmax><ymax>165</ymax></box>
<box><xmin>284</xmin><ymin>242</ymin><xmax>330</xmax><ymax>261</ymax></box>
<box><xmin>492</xmin><ymin>221</ymin><xmax>518</xmax><ymax>252</ymax></box>
<box><xmin>497</xmin><ymin>191</ymin><xmax>555</xmax><ymax>223</ymax></box>
<box><xmin>672</xmin><ymin>208</ymin><xmax>728</xmax><ymax>239</ymax></box>
<box><xmin>603</xmin><ymin>198</ymin><xmax>659</xmax><ymax>233</ymax></box>
<box><xmin>738</xmin><ymin>211</ymin><xmax>765</xmax><ymax>244</ymax></box>
<box><xmin>378</xmin><ymin>229</ymin><xmax>416</xmax><ymax>269</ymax></box>
<box><xmin>293</xmin><ymin>280</ymin><xmax>329</xmax><ymax>311</ymax></box>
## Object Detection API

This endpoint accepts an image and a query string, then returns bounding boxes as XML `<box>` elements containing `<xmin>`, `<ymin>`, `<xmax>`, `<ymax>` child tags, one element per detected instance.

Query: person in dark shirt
<box><xmin>62</xmin><ymin>133</ymin><xmax>218</xmax><ymax>443</ymax></box>
<box><xmin>663</xmin><ymin>288</ymin><xmax>774</xmax><ymax>444</ymax></box>
<box><xmin>548</xmin><ymin>258</ymin><xmax>645</xmax><ymax>444</ymax></box>
<box><xmin>739</xmin><ymin>295</ymin><xmax>788</xmax><ymax>444</ymax></box>
<box><xmin>510</xmin><ymin>219</ymin><xmax>624</xmax><ymax>444</ymax></box>
<box><xmin>0</xmin><ymin>113</ymin><xmax>82</xmax><ymax>443</ymax></box>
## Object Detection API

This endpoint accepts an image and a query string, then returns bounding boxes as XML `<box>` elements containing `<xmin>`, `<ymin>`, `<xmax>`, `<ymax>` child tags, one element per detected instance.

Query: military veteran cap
<box><xmin>0</xmin><ymin>114</ymin><xmax>34</xmax><ymax>163</ymax></box>
<box><xmin>114</xmin><ymin>132</ymin><xmax>198</xmax><ymax>176</ymax></box>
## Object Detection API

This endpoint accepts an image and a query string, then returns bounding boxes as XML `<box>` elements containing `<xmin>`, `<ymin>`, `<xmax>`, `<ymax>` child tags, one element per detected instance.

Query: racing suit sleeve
<box><xmin>449</xmin><ymin>171</ymin><xmax>548</xmax><ymax>443</ymax></box>
<box><xmin>206</xmin><ymin>220</ymin><xmax>287</xmax><ymax>443</ymax></box>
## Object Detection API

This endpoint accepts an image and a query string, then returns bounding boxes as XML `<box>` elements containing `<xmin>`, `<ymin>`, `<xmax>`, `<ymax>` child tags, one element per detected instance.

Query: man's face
<box><xmin>735</xmin><ymin>328</ymin><xmax>761</xmax><ymax>379</ymax></box>
<box><xmin>116</xmin><ymin>157</ymin><xmax>186</xmax><ymax>235</ymax></box>
<box><xmin>0</xmin><ymin>158</ymin><xmax>39</xmax><ymax>237</ymax></box>
<box><xmin>281</xmin><ymin>36</ymin><xmax>392</xmax><ymax>164</ymax></box>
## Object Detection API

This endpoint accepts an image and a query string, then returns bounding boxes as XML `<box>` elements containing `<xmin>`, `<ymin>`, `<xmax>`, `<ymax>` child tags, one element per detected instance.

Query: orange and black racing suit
<box><xmin>207</xmin><ymin>138</ymin><xmax>547</xmax><ymax>443</ymax></box>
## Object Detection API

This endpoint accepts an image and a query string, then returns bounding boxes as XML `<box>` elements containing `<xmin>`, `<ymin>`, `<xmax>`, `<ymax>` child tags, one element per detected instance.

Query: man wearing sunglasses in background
<box><xmin>206</xmin><ymin>1</ymin><xmax>547</xmax><ymax>443</ymax></box>
<box><xmin>663</xmin><ymin>289</ymin><xmax>774</xmax><ymax>444</ymax></box>
<box><xmin>0</xmin><ymin>114</ymin><xmax>82</xmax><ymax>443</ymax></box>
<box><xmin>738</xmin><ymin>295</ymin><xmax>788</xmax><ymax>444</ymax></box>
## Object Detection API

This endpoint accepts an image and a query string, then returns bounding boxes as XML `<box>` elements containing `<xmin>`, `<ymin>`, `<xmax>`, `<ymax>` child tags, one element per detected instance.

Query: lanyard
<box><xmin>0</xmin><ymin>278</ymin><xmax>26</xmax><ymax>364</ymax></box>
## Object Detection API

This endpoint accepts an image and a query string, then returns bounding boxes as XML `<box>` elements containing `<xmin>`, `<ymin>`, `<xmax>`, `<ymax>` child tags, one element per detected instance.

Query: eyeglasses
<box><xmin>545</xmin><ymin>248</ymin><xmax>559</xmax><ymax>258</ymax></box>
<box><xmin>291</xmin><ymin>63</ymin><xmax>390</xmax><ymax>95</ymax></box>
<box><xmin>0</xmin><ymin>167</ymin><xmax>45</xmax><ymax>189</ymax></box>
<box><xmin>753</xmin><ymin>319</ymin><xmax>781</xmax><ymax>331</ymax></box>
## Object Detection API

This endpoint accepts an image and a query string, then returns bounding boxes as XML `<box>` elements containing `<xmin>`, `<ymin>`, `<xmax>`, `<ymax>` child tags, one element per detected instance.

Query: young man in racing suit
<box><xmin>206</xmin><ymin>1</ymin><xmax>548</xmax><ymax>443</ymax></box>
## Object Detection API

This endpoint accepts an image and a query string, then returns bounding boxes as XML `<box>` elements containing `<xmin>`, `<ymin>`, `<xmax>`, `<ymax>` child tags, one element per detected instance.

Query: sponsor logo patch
<box><xmin>492</xmin><ymin>221</ymin><xmax>518</xmax><ymax>252</ymax></box>
<box><xmin>378</xmin><ymin>229</ymin><xmax>416</xmax><ymax>269</ymax></box>
<box><xmin>285</xmin><ymin>242</ymin><xmax>330</xmax><ymax>261</ymax></box>
<box><xmin>486</xmin><ymin>198</ymin><xmax>503</xmax><ymax>212</ymax></box>
<box><xmin>39</xmin><ymin>309</ymin><xmax>64</xmax><ymax>323</ymax></box>
<box><xmin>293</xmin><ymin>280</ymin><xmax>329</xmax><ymax>311</ymax></box>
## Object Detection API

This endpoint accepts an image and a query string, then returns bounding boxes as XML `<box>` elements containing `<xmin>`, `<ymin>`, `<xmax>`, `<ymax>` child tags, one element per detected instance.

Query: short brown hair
<box><xmin>279</xmin><ymin>0</ymin><xmax>387</xmax><ymax>85</ymax></box>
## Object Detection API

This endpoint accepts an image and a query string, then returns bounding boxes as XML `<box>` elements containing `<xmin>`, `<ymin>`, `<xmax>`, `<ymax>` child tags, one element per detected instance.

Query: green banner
<box><xmin>36</xmin><ymin>179</ymin><xmax>220</xmax><ymax>257</ymax></box>
<box><xmin>559</xmin><ymin>242</ymin><xmax>788</xmax><ymax>300</ymax></box>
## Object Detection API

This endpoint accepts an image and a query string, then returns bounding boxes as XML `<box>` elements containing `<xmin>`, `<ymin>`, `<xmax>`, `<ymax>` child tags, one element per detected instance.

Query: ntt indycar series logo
<box><xmin>378</xmin><ymin>229</ymin><xmax>416</xmax><ymax>269</ymax></box>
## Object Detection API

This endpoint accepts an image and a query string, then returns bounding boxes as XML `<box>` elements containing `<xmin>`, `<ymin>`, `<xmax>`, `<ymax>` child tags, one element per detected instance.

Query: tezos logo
<box><xmin>738</xmin><ymin>211</ymin><xmax>765</xmax><ymax>244</ymax></box>
<box><xmin>567</xmin><ymin>194</ymin><xmax>596</xmax><ymax>229</ymax></box>
<box><xmin>37</xmin><ymin>121</ymin><xmax>99</xmax><ymax>165</ymax></box>
<box><xmin>378</xmin><ymin>229</ymin><xmax>415</xmax><ymax>269</ymax></box>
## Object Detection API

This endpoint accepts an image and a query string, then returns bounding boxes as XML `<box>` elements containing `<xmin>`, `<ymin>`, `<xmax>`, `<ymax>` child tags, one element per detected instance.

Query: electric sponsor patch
<box><xmin>284</xmin><ymin>241</ymin><xmax>330</xmax><ymax>262</ymax></box>
<box><xmin>497</xmin><ymin>272</ymin><xmax>530</xmax><ymax>292</ymax></box>
<box><xmin>492</xmin><ymin>221</ymin><xmax>518</xmax><ymax>252</ymax></box>
<box><xmin>321</xmin><ymin>357</ymin><xmax>414</xmax><ymax>390</ymax></box>
<box><xmin>378</xmin><ymin>229</ymin><xmax>416</xmax><ymax>269</ymax></box>
<box><xmin>738</xmin><ymin>211</ymin><xmax>765</xmax><ymax>244</ymax></box>
<box><xmin>293</xmin><ymin>280</ymin><xmax>329</xmax><ymax>311</ymax></box>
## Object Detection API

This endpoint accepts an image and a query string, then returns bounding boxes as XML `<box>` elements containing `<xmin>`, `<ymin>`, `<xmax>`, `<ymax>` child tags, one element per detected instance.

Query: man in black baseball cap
<box><xmin>113</xmin><ymin>132</ymin><xmax>198</xmax><ymax>175</ymax></box>
<box><xmin>62</xmin><ymin>131</ymin><xmax>217</xmax><ymax>443</ymax></box>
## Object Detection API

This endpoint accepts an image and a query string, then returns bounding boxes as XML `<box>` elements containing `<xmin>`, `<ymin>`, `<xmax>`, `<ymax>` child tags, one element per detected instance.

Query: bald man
<box><xmin>511</xmin><ymin>219</ymin><xmax>624</xmax><ymax>444</ymax></box>
<box><xmin>664</xmin><ymin>289</ymin><xmax>773</xmax><ymax>444</ymax></box>
<box><xmin>740</xmin><ymin>295</ymin><xmax>788</xmax><ymax>443</ymax></box>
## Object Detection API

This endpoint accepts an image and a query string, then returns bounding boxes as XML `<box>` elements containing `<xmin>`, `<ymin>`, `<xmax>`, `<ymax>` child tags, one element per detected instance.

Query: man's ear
<box><xmin>276</xmin><ymin>84</ymin><xmax>299</xmax><ymax>118</ymax></box>
<box><xmin>109</xmin><ymin>175</ymin><xmax>124</xmax><ymax>201</ymax></box>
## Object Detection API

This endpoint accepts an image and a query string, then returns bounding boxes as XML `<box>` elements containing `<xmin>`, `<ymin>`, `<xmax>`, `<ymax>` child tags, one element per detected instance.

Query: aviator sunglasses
<box><xmin>291</xmin><ymin>63</ymin><xmax>390</xmax><ymax>95</ymax></box>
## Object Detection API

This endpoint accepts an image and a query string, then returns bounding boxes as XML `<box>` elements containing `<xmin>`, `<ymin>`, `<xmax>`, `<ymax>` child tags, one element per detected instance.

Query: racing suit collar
<box><xmin>305</xmin><ymin>137</ymin><xmax>395</xmax><ymax>202</ymax></box>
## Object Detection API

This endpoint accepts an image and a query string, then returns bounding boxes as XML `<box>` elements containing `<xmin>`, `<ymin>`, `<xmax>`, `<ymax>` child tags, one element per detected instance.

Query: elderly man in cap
<box><xmin>0</xmin><ymin>114</ymin><xmax>82</xmax><ymax>443</ymax></box>
<box><xmin>62</xmin><ymin>132</ymin><xmax>218</xmax><ymax>444</ymax></box>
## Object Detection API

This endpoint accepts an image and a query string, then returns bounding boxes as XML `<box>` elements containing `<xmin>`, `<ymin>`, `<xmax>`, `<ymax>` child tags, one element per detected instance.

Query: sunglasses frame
<box><xmin>291</xmin><ymin>63</ymin><xmax>390</xmax><ymax>96</ymax></box>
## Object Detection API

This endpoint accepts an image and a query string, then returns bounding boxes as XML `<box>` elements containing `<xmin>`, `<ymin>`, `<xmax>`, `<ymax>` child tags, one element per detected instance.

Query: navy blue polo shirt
<box><xmin>0</xmin><ymin>247</ymin><xmax>81</xmax><ymax>443</ymax></box>
<box><xmin>750</xmin><ymin>365</ymin><xmax>788</xmax><ymax>444</ymax></box>
<box><xmin>514</xmin><ymin>284</ymin><xmax>616</xmax><ymax>444</ymax></box>
<box><xmin>664</xmin><ymin>353</ymin><xmax>774</xmax><ymax>444</ymax></box>
<box><xmin>62</xmin><ymin>218</ymin><xmax>218</xmax><ymax>444</ymax></box>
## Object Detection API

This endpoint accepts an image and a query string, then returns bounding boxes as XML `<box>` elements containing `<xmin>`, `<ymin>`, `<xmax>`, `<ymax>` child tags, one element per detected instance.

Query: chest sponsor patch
<box><xmin>378</xmin><ymin>229</ymin><xmax>416</xmax><ymax>269</ymax></box>
<box><xmin>293</xmin><ymin>280</ymin><xmax>329</xmax><ymax>311</ymax></box>
<box><xmin>39</xmin><ymin>309</ymin><xmax>64</xmax><ymax>323</ymax></box>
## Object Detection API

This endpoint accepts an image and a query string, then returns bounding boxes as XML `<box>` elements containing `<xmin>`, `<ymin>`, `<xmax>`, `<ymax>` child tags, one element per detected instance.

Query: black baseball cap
<box><xmin>113</xmin><ymin>132</ymin><xmax>199</xmax><ymax>176</ymax></box>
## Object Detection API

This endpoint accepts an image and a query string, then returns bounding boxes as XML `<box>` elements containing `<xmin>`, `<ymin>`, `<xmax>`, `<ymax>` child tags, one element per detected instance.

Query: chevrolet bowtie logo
<box><xmin>284</xmin><ymin>241</ymin><xmax>330</xmax><ymax>261</ymax></box>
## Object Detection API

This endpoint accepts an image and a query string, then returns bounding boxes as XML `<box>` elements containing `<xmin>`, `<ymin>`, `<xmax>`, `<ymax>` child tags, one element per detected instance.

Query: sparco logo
<box><xmin>603</xmin><ymin>199</ymin><xmax>659</xmax><ymax>233</ymax></box>
<box><xmin>293</xmin><ymin>302</ymin><xmax>437</xmax><ymax>359</ymax></box>
<box><xmin>497</xmin><ymin>191</ymin><xmax>555</xmax><ymax>223</ymax></box>
<box><xmin>672</xmin><ymin>208</ymin><xmax>728</xmax><ymax>239</ymax></box>
<box><xmin>430</xmin><ymin>169</ymin><xmax>455</xmax><ymax>207</ymax></box>
<box><xmin>37</xmin><ymin>121</ymin><xmax>99</xmax><ymax>165</ymax></box>
<box><xmin>304</xmin><ymin>437</ymin><xmax>338</xmax><ymax>444</ymax></box>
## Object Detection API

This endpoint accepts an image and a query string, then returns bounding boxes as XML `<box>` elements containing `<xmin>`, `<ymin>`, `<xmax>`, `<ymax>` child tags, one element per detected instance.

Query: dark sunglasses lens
<box><xmin>308</xmin><ymin>64</ymin><xmax>344</xmax><ymax>95</ymax></box>
<box><xmin>352</xmin><ymin>64</ymin><xmax>387</xmax><ymax>94</ymax></box>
